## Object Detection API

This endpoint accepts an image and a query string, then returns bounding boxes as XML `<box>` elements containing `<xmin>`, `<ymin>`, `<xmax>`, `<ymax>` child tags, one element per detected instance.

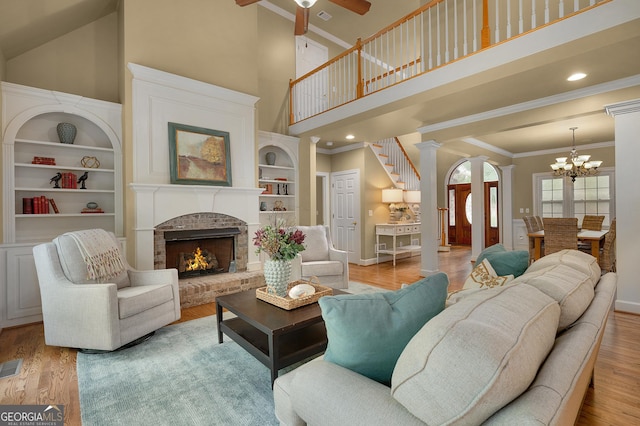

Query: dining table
<box><xmin>527</xmin><ymin>229</ymin><xmax>608</xmax><ymax>263</ymax></box>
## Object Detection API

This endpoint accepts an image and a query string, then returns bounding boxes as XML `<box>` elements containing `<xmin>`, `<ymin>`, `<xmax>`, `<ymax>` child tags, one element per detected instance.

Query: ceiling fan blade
<box><xmin>235</xmin><ymin>0</ymin><xmax>261</xmax><ymax>6</ymax></box>
<box><xmin>294</xmin><ymin>6</ymin><xmax>309</xmax><ymax>36</ymax></box>
<box><xmin>329</xmin><ymin>0</ymin><xmax>371</xmax><ymax>15</ymax></box>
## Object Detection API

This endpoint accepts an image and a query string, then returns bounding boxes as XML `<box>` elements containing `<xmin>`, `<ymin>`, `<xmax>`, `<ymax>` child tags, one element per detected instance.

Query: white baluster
<box><xmin>518</xmin><ymin>0</ymin><xmax>524</xmax><ymax>35</ymax></box>
<box><xmin>494</xmin><ymin>0</ymin><xmax>500</xmax><ymax>43</ymax></box>
<box><xmin>454</xmin><ymin>0</ymin><xmax>459</xmax><ymax>60</ymax></box>
<box><xmin>472</xmin><ymin>0</ymin><xmax>478</xmax><ymax>52</ymax></box>
<box><xmin>445</xmin><ymin>0</ymin><xmax>450</xmax><ymax>63</ymax></box>
<box><xmin>545</xmin><ymin>0</ymin><xmax>550</xmax><ymax>24</ymax></box>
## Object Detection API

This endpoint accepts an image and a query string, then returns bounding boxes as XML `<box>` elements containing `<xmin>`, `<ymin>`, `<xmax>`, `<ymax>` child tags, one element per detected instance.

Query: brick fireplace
<box><xmin>154</xmin><ymin>213</ymin><xmax>264</xmax><ymax>308</ymax></box>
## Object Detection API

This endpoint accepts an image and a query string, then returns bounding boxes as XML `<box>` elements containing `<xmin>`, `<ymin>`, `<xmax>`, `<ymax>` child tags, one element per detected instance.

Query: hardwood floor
<box><xmin>1</xmin><ymin>246</ymin><xmax>639</xmax><ymax>425</ymax></box>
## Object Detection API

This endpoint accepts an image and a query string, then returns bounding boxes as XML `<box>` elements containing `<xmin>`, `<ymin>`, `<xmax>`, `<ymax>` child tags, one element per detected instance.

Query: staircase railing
<box><xmin>376</xmin><ymin>138</ymin><xmax>421</xmax><ymax>191</ymax></box>
<box><xmin>289</xmin><ymin>0</ymin><xmax>606</xmax><ymax>125</ymax></box>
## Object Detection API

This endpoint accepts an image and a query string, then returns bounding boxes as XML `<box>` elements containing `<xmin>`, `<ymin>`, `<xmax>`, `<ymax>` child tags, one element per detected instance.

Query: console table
<box><xmin>376</xmin><ymin>223</ymin><xmax>421</xmax><ymax>266</ymax></box>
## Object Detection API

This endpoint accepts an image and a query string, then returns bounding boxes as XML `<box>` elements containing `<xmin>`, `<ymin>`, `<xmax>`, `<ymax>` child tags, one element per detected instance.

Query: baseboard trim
<box><xmin>614</xmin><ymin>299</ymin><xmax>640</xmax><ymax>315</ymax></box>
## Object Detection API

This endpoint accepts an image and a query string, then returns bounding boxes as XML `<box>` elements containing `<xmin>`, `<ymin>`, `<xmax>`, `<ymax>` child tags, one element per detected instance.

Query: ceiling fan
<box><xmin>236</xmin><ymin>0</ymin><xmax>372</xmax><ymax>35</ymax></box>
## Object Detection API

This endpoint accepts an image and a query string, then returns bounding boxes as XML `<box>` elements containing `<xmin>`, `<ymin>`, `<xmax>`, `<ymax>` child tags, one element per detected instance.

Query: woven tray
<box><xmin>256</xmin><ymin>278</ymin><xmax>333</xmax><ymax>310</ymax></box>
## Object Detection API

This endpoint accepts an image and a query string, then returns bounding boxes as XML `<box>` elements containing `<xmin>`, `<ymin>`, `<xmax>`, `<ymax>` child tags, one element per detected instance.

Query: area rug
<box><xmin>77</xmin><ymin>281</ymin><xmax>383</xmax><ymax>425</ymax></box>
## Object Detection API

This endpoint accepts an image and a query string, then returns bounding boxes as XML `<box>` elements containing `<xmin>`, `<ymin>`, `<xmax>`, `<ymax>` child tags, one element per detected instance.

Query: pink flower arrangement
<box><xmin>253</xmin><ymin>224</ymin><xmax>305</xmax><ymax>261</ymax></box>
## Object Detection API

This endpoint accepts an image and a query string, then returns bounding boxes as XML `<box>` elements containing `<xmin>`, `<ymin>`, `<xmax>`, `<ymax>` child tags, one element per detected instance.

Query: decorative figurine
<box><xmin>77</xmin><ymin>171</ymin><xmax>89</xmax><ymax>189</ymax></box>
<box><xmin>50</xmin><ymin>172</ymin><xmax>62</xmax><ymax>188</ymax></box>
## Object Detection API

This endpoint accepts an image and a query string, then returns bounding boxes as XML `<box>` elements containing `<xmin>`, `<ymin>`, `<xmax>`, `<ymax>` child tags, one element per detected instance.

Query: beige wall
<box><xmin>512</xmin><ymin>145</ymin><xmax>615</xmax><ymax>218</ymax></box>
<box><xmin>6</xmin><ymin>13</ymin><xmax>119</xmax><ymax>103</ymax></box>
<box><xmin>316</xmin><ymin>152</ymin><xmax>331</xmax><ymax>172</ymax></box>
<box><xmin>258</xmin><ymin>8</ymin><xmax>296</xmax><ymax>134</ymax></box>
<box><xmin>0</xmin><ymin>49</ymin><xmax>5</xmax><ymax>80</ymax></box>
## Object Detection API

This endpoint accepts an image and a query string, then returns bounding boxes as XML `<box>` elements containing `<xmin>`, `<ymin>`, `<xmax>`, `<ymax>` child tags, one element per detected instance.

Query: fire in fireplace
<box><xmin>164</xmin><ymin>228</ymin><xmax>240</xmax><ymax>278</ymax></box>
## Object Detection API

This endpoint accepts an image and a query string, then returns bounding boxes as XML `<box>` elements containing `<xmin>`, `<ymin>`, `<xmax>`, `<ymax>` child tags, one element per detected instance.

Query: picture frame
<box><xmin>168</xmin><ymin>122</ymin><xmax>232</xmax><ymax>186</ymax></box>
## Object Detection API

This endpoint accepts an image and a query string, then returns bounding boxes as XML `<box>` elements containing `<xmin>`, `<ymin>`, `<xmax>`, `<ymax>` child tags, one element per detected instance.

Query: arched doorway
<box><xmin>447</xmin><ymin>161</ymin><xmax>499</xmax><ymax>247</ymax></box>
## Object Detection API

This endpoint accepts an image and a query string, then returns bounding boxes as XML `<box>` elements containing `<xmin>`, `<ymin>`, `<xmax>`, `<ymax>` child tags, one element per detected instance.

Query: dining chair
<box><xmin>581</xmin><ymin>215</ymin><xmax>605</xmax><ymax>231</ymax></box>
<box><xmin>523</xmin><ymin>216</ymin><xmax>543</xmax><ymax>263</ymax></box>
<box><xmin>534</xmin><ymin>216</ymin><xmax>544</xmax><ymax>230</ymax></box>
<box><xmin>543</xmin><ymin>218</ymin><xmax>578</xmax><ymax>256</ymax></box>
<box><xmin>523</xmin><ymin>216</ymin><xmax>541</xmax><ymax>233</ymax></box>
<box><xmin>599</xmin><ymin>218</ymin><xmax>616</xmax><ymax>272</ymax></box>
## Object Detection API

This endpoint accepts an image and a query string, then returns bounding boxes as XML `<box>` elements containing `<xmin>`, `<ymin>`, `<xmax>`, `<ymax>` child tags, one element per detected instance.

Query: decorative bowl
<box><xmin>289</xmin><ymin>283</ymin><xmax>316</xmax><ymax>299</ymax></box>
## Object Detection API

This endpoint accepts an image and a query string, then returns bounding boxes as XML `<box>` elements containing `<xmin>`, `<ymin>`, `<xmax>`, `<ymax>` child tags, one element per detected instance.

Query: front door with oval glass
<box><xmin>447</xmin><ymin>161</ymin><xmax>500</xmax><ymax>247</ymax></box>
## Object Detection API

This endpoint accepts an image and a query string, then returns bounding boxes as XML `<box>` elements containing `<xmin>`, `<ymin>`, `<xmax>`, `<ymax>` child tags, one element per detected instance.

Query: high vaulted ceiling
<box><xmin>1</xmin><ymin>0</ymin><xmax>638</xmax><ymax>158</ymax></box>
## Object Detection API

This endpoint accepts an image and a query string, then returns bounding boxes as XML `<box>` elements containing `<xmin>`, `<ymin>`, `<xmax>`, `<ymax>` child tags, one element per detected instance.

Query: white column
<box><xmin>499</xmin><ymin>165</ymin><xmax>515</xmax><ymax>250</ymax></box>
<box><xmin>469</xmin><ymin>156</ymin><xmax>488</xmax><ymax>260</ymax></box>
<box><xmin>605</xmin><ymin>98</ymin><xmax>640</xmax><ymax>314</ymax></box>
<box><xmin>416</xmin><ymin>140</ymin><xmax>441</xmax><ymax>276</ymax></box>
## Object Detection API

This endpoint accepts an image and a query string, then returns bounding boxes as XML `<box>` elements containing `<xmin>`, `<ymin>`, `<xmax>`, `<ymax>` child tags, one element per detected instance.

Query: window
<box><xmin>489</xmin><ymin>186</ymin><xmax>498</xmax><ymax>228</ymax></box>
<box><xmin>449</xmin><ymin>161</ymin><xmax>499</xmax><ymax>184</ymax></box>
<box><xmin>534</xmin><ymin>169</ymin><xmax>615</xmax><ymax>227</ymax></box>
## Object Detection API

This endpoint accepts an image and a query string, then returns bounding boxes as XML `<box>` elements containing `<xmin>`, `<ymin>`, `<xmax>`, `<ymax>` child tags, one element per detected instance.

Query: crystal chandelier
<box><xmin>550</xmin><ymin>127</ymin><xmax>602</xmax><ymax>182</ymax></box>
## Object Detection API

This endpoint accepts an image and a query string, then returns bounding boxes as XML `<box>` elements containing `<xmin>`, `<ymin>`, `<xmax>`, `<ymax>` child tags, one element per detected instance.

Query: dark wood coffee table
<box><xmin>216</xmin><ymin>287</ymin><xmax>346</xmax><ymax>386</ymax></box>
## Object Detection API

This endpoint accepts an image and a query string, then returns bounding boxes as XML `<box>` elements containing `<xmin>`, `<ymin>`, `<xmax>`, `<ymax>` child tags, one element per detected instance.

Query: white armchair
<box><xmin>290</xmin><ymin>225</ymin><xmax>349</xmax><ymax>289</ymax></box>
<box><xmin>32</xmin><ymin>229</ymin><xmax>180</xmax><ymax>351</ymax></box>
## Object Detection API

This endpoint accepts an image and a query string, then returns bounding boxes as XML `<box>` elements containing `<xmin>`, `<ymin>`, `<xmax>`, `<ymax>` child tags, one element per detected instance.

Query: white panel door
<box><xmin>295</xmin><ymin>37</ymin><xmax>329</xmax><ymax>120</ymax></box>
<box><xmin>331</xmin><ymin>170</ymin><xmax>360</xmax><ymax>264</ymax></box>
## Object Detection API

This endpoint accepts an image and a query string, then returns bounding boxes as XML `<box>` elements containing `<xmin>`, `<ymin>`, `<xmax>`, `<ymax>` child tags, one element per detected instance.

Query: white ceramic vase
<box><xmin>263</xmin><ymin>258</ymin><xmax>292</xmax><ymax>297</ymax></box>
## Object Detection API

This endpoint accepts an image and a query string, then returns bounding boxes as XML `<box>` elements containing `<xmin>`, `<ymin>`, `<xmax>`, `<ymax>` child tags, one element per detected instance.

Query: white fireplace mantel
<box><xmin>128</xmin><ymin>64</ymin><xmax>261</xmax><ymax>271</ymax></box>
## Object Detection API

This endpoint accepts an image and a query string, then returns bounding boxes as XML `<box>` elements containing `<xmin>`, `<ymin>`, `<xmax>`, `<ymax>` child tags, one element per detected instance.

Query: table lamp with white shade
<box><xmin>381</xmin><ymin>188</ymin><xmax>404</xmax><ymax>222</ymax></box>
<box><xmin>404</xmin><ymin>190</ymin><xmax>421</xmax><ymax>222</ymax></box>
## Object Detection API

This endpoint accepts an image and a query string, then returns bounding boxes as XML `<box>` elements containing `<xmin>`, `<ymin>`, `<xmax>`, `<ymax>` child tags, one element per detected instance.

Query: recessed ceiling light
<box><xmin>567</xmin><ymin>72</ymin><xmax>587</xmax><ymax>81</ymax></box>
<box><xmin>345</xmin><ymin>134</ymin><xmax>355</xmax><ymax>140</ymax></box>
<box><xmin>326</xmin><ymin>141</ymin><xmax>334</xmax><ymax>146</ymax></box>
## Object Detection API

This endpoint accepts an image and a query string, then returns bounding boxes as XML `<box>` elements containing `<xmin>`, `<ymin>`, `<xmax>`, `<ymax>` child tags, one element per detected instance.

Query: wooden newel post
<box><xmin>438</xmin><ymin>207</ymin><xmax>451</xmax><ymax>252</ymax></box>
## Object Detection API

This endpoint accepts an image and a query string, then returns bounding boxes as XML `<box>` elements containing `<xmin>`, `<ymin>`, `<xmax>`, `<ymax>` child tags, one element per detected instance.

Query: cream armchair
<box><xmin>290</xmin><ymin>225</ymin><xmax>349</xmax><ymax>289</ymax></box>
<box><xmin>32</xmin><ymin>229</ymin><xmax>180</xmax><ymax>351</ymax></box>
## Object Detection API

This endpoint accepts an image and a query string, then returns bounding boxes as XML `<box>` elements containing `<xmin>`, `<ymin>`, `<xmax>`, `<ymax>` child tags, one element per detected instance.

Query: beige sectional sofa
<box><xmin>274</xmin><ymin>250</ymin><xmax>617</xmax><ymax>425</ymax></box>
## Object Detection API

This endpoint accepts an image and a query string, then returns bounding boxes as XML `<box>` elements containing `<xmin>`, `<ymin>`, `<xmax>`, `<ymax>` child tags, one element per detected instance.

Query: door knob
<box><xmin>352</xmin><ymin>221</ymin><xmax>357</xmax><ymax>226</ymax></box>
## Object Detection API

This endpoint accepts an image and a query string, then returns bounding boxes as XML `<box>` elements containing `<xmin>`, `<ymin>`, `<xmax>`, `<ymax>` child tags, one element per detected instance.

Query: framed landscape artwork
<box><xmin>168</xmin><ymin>122</ymin><xmax>232</xmax><ymax>186</ymax></box>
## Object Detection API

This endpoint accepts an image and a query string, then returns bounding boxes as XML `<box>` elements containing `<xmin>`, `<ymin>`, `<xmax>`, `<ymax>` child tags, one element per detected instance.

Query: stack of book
<box><xmin>81</xmin><ymin>207</ymin><xmax>104</xmax><ymax>214</ymax></box>
<box><xmin>23</xmin><ymin>196</ymin><xmax>59</xmax><ymax>214</ymax></box>
<box><xmin>60</xmin><ymin>172</ymin><xmax>78</xmax><ymax>189</ymax></box>
<box><xmin>32</xmin><ymin>156</ymin><xmax>56</xmax><ymax>165</ymax></box>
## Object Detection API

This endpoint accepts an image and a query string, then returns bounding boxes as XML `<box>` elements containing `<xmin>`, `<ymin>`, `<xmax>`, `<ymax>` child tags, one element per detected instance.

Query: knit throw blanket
<box><xmin>65</xmin><ymin>229</ymin><xmax>126</xmax><ymax>281</ymax></box>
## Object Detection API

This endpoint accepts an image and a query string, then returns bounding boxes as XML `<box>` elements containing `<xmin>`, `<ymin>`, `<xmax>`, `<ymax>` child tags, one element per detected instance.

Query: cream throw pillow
<box><xmin>463</xmin><ymin>259</ymin><xmax>514</xmax><ymax>290</ymax></box>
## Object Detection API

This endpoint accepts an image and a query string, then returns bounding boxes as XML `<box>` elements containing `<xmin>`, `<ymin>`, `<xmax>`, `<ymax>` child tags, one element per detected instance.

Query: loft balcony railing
<box><xmin>289</xmin><ymin>0</ymin><xmax>607</xmax><ymax>125</ymax></box>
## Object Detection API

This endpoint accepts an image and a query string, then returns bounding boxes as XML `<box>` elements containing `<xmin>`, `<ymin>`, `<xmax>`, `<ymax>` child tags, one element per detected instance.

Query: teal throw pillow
<box><xmin>475</xmin><ymin>243</ymin><xmax>506</xmax><ymax>267</ymax></box>
<box><xmin>319</xmin><ymin>272</ymin><xmax>449</xmax><ymax>386</ymax></box>
<box><xmin>483</xmin><ymin>250</ymin><xmax>530</xmax><ymax>277</ymax></box>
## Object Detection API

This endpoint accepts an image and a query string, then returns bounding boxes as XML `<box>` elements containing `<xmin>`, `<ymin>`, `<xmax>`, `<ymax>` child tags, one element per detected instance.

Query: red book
<box><xmin>33</xmin><ymin>197</ymin><xmax>40</xmax><ymax>214</ymax></box>
<box><xmin>42</xmin><ymin>196</ymin><xmax>49</xmax><ymax>214</ymax></box>
<box><xmin>49</xmin><ymin>198</ymin><xmax>60</xmax><ymax>214</ymax></box>
<box><xmin>23</xmin><ymin>198</ymin><xmax>33</xmax><ymax>214</ymax></box>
